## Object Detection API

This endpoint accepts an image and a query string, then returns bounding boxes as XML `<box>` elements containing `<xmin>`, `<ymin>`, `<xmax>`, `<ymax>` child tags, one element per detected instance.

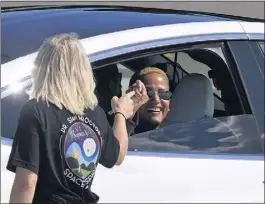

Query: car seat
<box><xmin>161</xmin><ymin>73</ymin><xmax>214</xmax><ymax>126</ymax></box>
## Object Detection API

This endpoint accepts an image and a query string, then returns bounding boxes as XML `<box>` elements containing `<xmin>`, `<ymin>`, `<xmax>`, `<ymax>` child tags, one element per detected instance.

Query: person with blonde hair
<box><xmin>6</xmin><ymin>33</ymin><xmax>148</xmax><ymax>204</ymax></box>
<box><xmin>127</xmin><ymin>67</ymin><xmax>172</xmax><ymax>135</ymax></box>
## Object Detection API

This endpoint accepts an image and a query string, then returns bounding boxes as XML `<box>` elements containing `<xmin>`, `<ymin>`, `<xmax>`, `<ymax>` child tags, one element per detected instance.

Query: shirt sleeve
<box><xmin>99</xmin><ymin>108</ymin><xmax>120</xmax><ymax>168</ymax></box>
<box><xmin>6</xmin><ymin>101</ymin><xmax>41</xmax><ymax>175</ymax></box>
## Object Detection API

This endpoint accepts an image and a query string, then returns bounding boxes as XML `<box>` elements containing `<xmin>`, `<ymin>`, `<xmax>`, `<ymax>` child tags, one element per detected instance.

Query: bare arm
<box><xmin>112</xmin><ymin>113</ymin><xmax>128</xmax><ymax>165</ymax></box>
<box><xmin>9</xmin><ymin>167</ymin><xmax>38</xmax><ymax>203</ymax></box>
<box><xmin>109</xmin><ymin>80</ymin><xmax>148</xmax><ymax>166</ymax></box>
<box><xmin>111</xmin><ymin>91</ymin><xmax>135</xmax><ymax>165</ymax></box>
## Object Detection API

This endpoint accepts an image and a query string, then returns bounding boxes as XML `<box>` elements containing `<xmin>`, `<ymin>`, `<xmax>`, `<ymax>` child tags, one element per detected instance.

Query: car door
<box><xmin>90</xmin><ymin>40</ymin><xmax>264</xmax><ymax>203</ymax></box>
<box><xmin>1</xmin><ymin>24</ymin><xmax>264</xmax><ymax>203</ymax></box>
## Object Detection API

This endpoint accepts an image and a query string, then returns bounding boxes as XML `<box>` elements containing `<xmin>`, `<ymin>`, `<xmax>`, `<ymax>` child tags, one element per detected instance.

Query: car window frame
<box><xmin>225</xmin><ymin>40</ymin><xmax>264</xmax><ymax>146</ymax></box>
<box><xmin>1</xmin><ymin>34</ymin><xmax>264</xmax><ymax>141</ymax></box>
<box><xmin>93</xmin><ymin>39</ymin><xmax>263</xmax><ymax>154</ymax></box>
<box><xmin>249</xmin><ymin>40</ymin><xmax>264</xmax><ymax>77</ymax></box>
<box><xmin>95</xmin><ymin>41</ymin><xmax>249</xmax><ymax>115</ymax></box>
<box><xmin>1</xmin><ymin>31</ymin><xmax>259</xmax><ymax>93</ymax></box>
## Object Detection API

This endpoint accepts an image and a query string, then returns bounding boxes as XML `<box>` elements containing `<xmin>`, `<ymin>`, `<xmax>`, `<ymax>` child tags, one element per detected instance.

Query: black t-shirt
<box><xmin>126</xmin><ymin>113</ymin><xmax>139</xmax><ymax>136</ymax></box>
<box><xmin>6</xmin><ymin>99</ymin><xmax>120</xmax><ymax>204</ymax></box>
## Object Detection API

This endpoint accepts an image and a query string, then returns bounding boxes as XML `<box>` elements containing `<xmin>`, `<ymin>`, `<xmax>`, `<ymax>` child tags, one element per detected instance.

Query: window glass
<box><xmin>258</xmin><ymin>41</ymin><xmax>264</xmax><ymax>55</ymax></box>
<box><xmin>163</xmin><ymin>49</ymin><xmax>228</xmax><ymax>113</ymax></box>
<box><xmin>123</xmin><ymin>42</ymin><xmax>261</xmax><ymax>154</ymax></box>
<box><xmin>176</xmin><ymin>51</ymin><xmax>223</xmax><ymax>101</ymax></box>
<box><xmin>164</xmin><ymin>51</ymin><xmax>222</xmax><ymax>97</ymax></box>
<box><xmin>181</xmin><ymin>51</ymin><xmax>225</xmax><ymax>112</ymax></box>
<box><xmin>129</xmin><ymin>114</ymin><xmax>263</xmax><ymax>154</ymax></box>
<box><xmin>126</xmin><ymin>42</ymin><xmax>263</xmax><ymax>155</ymax></box>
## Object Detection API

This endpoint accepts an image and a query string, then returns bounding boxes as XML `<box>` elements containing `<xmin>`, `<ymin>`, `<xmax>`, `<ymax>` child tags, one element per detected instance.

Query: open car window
<box><xmin>160</xmin><ymin>45</ymin><xmax>240</xmax><ymax>117</ymax></box>
<box><xmin>90</xmin><ymin>41</ymin><xmax>261</xmax><ymax>155</ymax></box>
<box><xmin>163</xmin><ymin>49</ymin><xmax>225</xmax><ymax>112</ymax></box>
<box><xmin>95</xmin><ymin>42</ymin><xmax>246</xmax><ymax>126</ymax></box>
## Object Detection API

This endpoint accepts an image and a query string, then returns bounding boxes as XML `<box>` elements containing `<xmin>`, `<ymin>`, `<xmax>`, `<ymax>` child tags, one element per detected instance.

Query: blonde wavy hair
<box><xmin>129</xmin><ymin>66</ymin><xmax>169</xmax><ymax>86</ymax></box>
<box><xmin>28</xmin><ymin>33</ymin><xmax>98</xmax><ymax>115</ymax></box>
<box><xmin>139</xmin><ymin>67</ymin><xmax>168</xmax><ymax>80</ymax></box>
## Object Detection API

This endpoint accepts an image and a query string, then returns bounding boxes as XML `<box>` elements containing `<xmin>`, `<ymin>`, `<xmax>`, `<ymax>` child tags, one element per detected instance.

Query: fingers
<box><xmin>134</xmin><ymin>88</ymin><xmax>141</xmax><ymax>100</ymax></box>
<box><xmin>112</xmin><ymin>96</ymin><xmax>119</xmax><ymax>102</ymax></box>
<box><xmin>125</xmin><ymin>90</ymin><xmax>136</xmax><ymax>98</ymax></box>
<box><xmin>141</xmin><ymin>84</ymin><xmax>147</xmax><ymax>95</ymax></box>
<box><xmin>135</xmin><ymin>80</ymin><xmax>148</xmax><ymax>102</ymax></box>
<box><xmin>137</xmin><ymin>80</ymin><xmax>147</xmax><ymax>93</ymax></box>
<box><xmin>135</xmin><ymin>80</ymin><xmax>143</xmax><ymax>93</ymax></box>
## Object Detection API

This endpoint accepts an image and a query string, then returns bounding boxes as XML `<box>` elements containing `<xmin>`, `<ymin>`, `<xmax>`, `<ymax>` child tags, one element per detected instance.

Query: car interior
<box><xmin>1</xmin><ymin>46</ymin><xmax>244</xmax><ymax>139</ymax></box>
<box><xmin>93</xmin><ymin>47</ymin><xmax>244</xmax><ymax>134</ymax></box>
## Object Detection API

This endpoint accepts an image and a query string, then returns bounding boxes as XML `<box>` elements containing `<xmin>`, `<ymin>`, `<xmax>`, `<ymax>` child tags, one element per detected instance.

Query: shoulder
<box><xmin>20</xmin><ymin>99</ymin><xmax>39</xmax><ymax>115</ymax></box>
<box><xmin>87</xmin><ymin>105</ymin><xmax>108</xmax><ymax>119</ymax></box>
<box><xmin>19</xmin><ymin>99</ymin><xmax>44</xmax><ymax>122</ymax></box>
<box><xmin>85</xmin><ymin>106</ymin><xmax>110</xmax><ymax>133</ymax></box>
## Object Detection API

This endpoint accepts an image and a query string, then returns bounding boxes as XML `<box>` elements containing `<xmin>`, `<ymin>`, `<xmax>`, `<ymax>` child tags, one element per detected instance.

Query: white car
<box><xmin>1</xmin><ymin>5</ymin><xmax>264</xmax><ymax>203</ymax></box>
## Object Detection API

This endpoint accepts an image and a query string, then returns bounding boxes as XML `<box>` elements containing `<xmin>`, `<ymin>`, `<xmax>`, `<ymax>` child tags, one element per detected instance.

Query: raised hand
<box><xmin>126</xmin><ymin>80</ymin><xmax>149</xmax><ymax>118</ymax></box>
<box><xmin>111</xmin><ymin>91</ymin><xmax>136</xmax><ymax>119</ymax></box>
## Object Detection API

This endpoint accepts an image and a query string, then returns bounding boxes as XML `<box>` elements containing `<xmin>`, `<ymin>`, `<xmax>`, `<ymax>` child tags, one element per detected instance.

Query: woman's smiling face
<box><xmin>138</xmin><ymin>72</ymin><xmax>170</xmax><ymax>128</ymax></box>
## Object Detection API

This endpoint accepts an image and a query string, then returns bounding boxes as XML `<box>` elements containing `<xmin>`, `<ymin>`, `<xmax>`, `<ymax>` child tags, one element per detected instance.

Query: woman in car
<box><xmin>127</xmin><ymin>67</ymin><xmax>172</xmax><ymax>135</ymax></box>
<box><xmin>6</xmin><ymin>33</ymin><xmax>147</xmax><ymax>204</ymax></box>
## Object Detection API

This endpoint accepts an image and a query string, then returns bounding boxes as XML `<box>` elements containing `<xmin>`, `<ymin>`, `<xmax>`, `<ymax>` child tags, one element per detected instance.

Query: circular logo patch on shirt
<box><xmin>64</xmin><ymin>122</ymin><xmax>100</xmax><ymax>179</ymax></box>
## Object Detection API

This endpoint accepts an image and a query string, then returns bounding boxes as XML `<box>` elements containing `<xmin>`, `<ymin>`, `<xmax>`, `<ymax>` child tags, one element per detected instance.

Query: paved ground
<box><xmin>1</xmin><ymin>1</ymin><xmax>264</xmax><ymax>20</ymax></box>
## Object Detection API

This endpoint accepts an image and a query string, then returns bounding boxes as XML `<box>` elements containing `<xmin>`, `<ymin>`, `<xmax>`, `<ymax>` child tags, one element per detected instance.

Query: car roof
<box><xmin>2</xmin><ymin>6</ymin><xmax>237</xmax><ymax>63</ymax></box>
<box><xmin>2</xmin><ymin>19</ymin><xmax>264</xmax><ymax>91</ymax></box>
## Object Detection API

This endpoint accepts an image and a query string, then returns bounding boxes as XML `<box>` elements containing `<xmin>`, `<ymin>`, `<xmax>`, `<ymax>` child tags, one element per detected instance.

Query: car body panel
<box><xmin>1</xmin><ymin>7</ymin><xmax>264</xmax><ymax>203</ymax></box>
<box><xmin>92</xmin><ymin>155</ymin><xmax>264</xmax><ymax>203</ymax></box>
<box><xmin>239</xmin><ymin>22</ymin><xmax>265</xmax><ymax>35</ymax></box>
<box><xmin>1</xmin><ymin>147</ymin><xmax>263</xmax><ymax>203</ymax></box>
<box><xmin>1</xmin><ymin>134</ymin><xmax>264</xmax><ymax>203</ymax></box>
<box><xmin>2</xmin><ymin>20</ymin><xmax>264</xmax><ymax>90</ymax></box>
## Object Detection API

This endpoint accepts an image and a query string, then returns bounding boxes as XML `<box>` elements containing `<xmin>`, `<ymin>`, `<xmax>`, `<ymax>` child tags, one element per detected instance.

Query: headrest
<box><xmin>163</xmin><ymin>73</ymin><xmax>214</xmax><ymax>124</ymax></box>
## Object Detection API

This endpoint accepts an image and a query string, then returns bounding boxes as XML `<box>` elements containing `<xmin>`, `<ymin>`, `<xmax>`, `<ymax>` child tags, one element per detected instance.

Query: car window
<box><xmin>129</xmin><ymin>114</ymin><xmax>263</xmax><ymax>154</ymax></box>
<box><xmin>115</xmin><ymin>42</ymin><xmax>262</xmax><ymax>154</ymax></box>
<box><xmin>258</xmin><ymin>41</ymin><xmax>264</xmax><ymax>55</ymax></box>
<box><xmin>163</xmin><ymin>47</ymin><xmax>235</xmax><ymax>115</ymax></box>
<box><xmin>174</xmin><ymin>51</ymin><xmax>222</xmax><ymax>97</ymax></box>
<box><xmin>175</xmin><ymin>51</ymin><xmax>224</xmax><ymax>111</ymax></box>
<box><xmin>100</xmin><ymin>43</ymin><xmax>243</xmax><ymax>121</ymax></box>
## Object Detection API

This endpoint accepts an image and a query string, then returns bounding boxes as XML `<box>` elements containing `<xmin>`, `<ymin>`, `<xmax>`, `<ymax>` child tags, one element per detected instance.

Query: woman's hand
<box><xmin>111</xmin><ymin>91</ymin><xmax>136</xmax><ymax>119</ymax></box>
<box><xmin>127</xmin><ymin>80</ymin><xmax>149</xmax><ymax>118</ymax></box>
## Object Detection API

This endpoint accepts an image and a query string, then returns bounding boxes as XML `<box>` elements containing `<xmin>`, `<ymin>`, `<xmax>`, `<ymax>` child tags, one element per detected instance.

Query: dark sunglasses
<box><xmin>146</xmin><ymin>87</ymin><xmax>172</xmax><ymax>100</ymax></box>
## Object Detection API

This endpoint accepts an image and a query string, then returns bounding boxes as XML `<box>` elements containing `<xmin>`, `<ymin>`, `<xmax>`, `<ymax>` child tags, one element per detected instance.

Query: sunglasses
<box><xmin>146</xmin><ymin>87</ymin><xmax>172</xmax><ymax>100</ymax></box>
